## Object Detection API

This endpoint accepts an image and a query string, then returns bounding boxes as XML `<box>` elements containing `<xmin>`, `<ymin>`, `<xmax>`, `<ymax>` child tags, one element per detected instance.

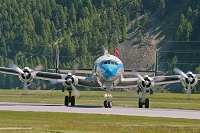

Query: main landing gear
<box><xmin>64</xmin><ymin>90</ymin><xmax>75</xmax><ymax>106</ymax></box>
<box><xmin>138</xmin><ymin>98</ymin><xmax>149</xmax><ymax>108</ymax></box>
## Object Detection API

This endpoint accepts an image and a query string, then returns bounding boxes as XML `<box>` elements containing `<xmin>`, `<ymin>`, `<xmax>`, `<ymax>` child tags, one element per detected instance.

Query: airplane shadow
<box><xmin>0</xmin><ymin>102</ymin><xmax>103</xmax><ymax>108</ymax></box>
<box><xmin>69</xmin><ymin>105</ymin><xmax>103</xmax><ymax>108</ymax></box>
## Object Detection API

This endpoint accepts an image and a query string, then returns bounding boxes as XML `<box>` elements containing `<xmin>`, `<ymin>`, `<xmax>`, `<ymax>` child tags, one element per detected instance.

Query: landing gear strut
<box><xmin>64</xmin><ymin>90</ymin><xmax>75</xmax><ymax>106</ymax></box>
<box><xmin>138</xmin><ymin>98</ymin><xmax>149</xmax><ymax>108</ymax></box>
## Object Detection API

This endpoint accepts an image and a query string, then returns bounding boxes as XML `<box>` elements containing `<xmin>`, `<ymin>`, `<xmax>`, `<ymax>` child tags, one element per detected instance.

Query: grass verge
<box><xmin>0</xmin><ymin>111</ymin><xmax>200</xmax><ymax>133</ymax></box>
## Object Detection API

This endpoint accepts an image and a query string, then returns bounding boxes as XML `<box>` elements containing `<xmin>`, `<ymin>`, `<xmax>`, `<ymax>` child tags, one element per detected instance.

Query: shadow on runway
<box><xmin>0</xmin><ymin>102</ymin><xmax>63</xmax><ymax>106</ymax></box>
<box><xmin>0</xmin><ymin>102</ymin><xmax>103</xmax><ymax>108</ymax></box>
<box><xmin>69</xmin><ymin>105</ymin><xmax>103</xmax><ymax>108</ymax></box>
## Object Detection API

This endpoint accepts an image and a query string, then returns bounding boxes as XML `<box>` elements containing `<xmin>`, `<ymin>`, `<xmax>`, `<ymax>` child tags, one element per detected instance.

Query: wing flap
<box><xmin>51</xmin><ymin>68</ymin><xmax>93</xmax><ymax>74</ymax></box>
<box><xmin>36</xmin><ymin>72</ymin><xmax>62</xmax><ymax>80</ymax></box>
<box><xmin>124</xmin><ymin>69</ymin><xmax>164</xmax><ymax>76</ymax></box>
<box><xmin>154</xmin><ymin>75</ymin><xmax>181</xmax><ymax>85</ymax></box>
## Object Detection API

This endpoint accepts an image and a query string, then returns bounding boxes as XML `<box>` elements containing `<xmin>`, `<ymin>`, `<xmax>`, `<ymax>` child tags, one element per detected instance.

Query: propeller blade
<box><xmin>173</xmin><ymin>67</ymin><xmax>188</xmax><ymax>78</ymax></box>
<box><xmin>132</xmin><ymin>70</ymin><xmax>145</xmax><ymax>81</ymax></box>
<box><xmin>187</xmin><ymin>83</ymin><xmax>191</xmax><ymax>100</ymax></box>
<box><xmin>22</xmin><ymin>76</ymin><xmax>28</xmax><ymax>94</ymax></box>
<box><xmin>9</xmin><ymin>64</ymin><xmax>24</xmax><ymax>74</ymax></box>
<box><xmin>72</xmin><ymin>63</ymin><xmax>79</xmax><ymax>75</ymax></box>
<box><xmin>96</xmin><ymin>76</ymin><xmax>103</xmax><ymax>88</ymax></box>
<box><xmin>32</xmin><ymin>64</ymin><xmax>43</xmax><ymax>77</ymax></box>
<box><xmin>71</xmin><ymin>84</ymin><xmax>80</xmax><ymax>98</ymax></box>
<box><xmin>34</xmin><ymin>64</ymin><xmax>43</xmax><ymax>71</ymax></box>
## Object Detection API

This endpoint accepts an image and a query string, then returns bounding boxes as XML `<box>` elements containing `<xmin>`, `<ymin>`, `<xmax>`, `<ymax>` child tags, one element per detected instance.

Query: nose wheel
<box><xmin>104</xmin><ymin>100</ymin><xmax>112</xmax><ymax>108</ymax></box>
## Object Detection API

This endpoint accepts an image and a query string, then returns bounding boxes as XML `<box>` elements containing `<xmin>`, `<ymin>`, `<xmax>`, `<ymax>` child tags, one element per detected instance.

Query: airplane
<box><xmin>0</xmin><ymin>46</ymin><xmax>199</xmax><ymax>108</ymax></box>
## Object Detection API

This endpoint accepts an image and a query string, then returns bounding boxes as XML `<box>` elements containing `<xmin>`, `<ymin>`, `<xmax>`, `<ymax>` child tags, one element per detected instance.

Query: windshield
<box><xmin>101</xmin><ymin>60</ymin><xmax>118</xmax><ymax>65</ymax></box>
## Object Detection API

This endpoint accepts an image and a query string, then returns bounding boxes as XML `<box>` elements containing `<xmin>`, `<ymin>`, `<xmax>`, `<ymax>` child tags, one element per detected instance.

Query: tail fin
<box><xmin>55</xmin><ymin>46</ymin><xmax>59</xmax><ymax>73</ymax></box>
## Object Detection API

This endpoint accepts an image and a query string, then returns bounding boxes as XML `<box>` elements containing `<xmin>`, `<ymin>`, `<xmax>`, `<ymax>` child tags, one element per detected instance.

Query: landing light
<box><xmin>104</xmin><ymin>94</ymin><xmax>112</xmax><ymax>98</ymax></box>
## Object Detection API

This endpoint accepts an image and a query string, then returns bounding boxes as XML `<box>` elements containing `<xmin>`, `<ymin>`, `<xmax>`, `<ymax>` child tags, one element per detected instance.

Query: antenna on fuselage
<box><xmin>55</xmin><ymin>46</ymin><xmax>59</xmax><ymax>73</ymax></box>
<box><xmin>154</xmin><ymin>51</ymin><xmax>158</xmax><ymax>76</ymax></box>
<box><xmin>103</xmin><ymin>46</ymin><xmax>109</xmax><ymax>55</ymax></box>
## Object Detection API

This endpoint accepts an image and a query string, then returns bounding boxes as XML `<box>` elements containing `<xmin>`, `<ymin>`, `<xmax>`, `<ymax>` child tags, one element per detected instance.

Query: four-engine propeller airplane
<box><xmin>0</xmin><ymin>46</ymin><xmax>200</xmax><ymax>108</ymax></box>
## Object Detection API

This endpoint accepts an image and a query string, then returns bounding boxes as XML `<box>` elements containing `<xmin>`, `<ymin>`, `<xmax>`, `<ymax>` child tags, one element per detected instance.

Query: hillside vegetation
<box><xmin>0</xmin><ymin>0</ymin><xmax>200</xmax><ymax>91</ymax></box>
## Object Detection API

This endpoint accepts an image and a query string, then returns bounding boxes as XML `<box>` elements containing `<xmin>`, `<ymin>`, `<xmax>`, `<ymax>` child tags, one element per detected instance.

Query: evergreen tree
<box><xmin>156</xmin><ymin>0</ymin><xmax>166</xmax><ymax>20</ymax></box>
<box><xmin>137</xmin><ymin>31</ymin><xmax>143</xmax><ymax>43</ymax></box>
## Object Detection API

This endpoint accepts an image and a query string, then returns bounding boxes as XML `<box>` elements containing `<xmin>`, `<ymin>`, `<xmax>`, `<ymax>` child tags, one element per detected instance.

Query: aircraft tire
<box><xmin>108</xmin><ymin>101</ymin><xmax>112</xmax><ymax>108</ymax></box>
<box><xmin>145</xmin><ymin>98</ymin><xmax>149</xmax><ymax>108</ymax></box>
<box><xmin>104</xmin><ymin>100</ymin><xmax>108</xmax><ymax>108</ymax></box>
<box><xmin>71</xmin><ymin>96</ymin><xmax>75</xmax><ymax>106</ymax></box>
<box><xmin>138</xmin><ymin>98</ymin><xmax>143</xmax><ymax>108</ymax></box>
<box><xmin>65</xmin><ymin>96</ymin><xmax>69</xmax><ymax>106</ymax></box>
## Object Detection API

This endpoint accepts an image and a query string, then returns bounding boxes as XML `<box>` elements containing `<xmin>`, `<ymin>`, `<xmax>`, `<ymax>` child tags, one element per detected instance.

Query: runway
<box><xmin>0</xmin><ymin>102</ymin><xmax>200</xmax><ymax>119</ymax></box>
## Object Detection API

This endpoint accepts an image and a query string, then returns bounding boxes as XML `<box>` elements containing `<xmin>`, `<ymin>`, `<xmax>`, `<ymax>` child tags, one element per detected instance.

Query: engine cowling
<box><xmin>18</xmin><ymin>67</ymin><xmax>35</xmax><ymax>86</ymax></box>
<box><xmin>61</xmin><ymin>73</ymin><xmax>78</xmax><ymax>88</ymax></box>
<box><xmin>181</xmin><ymin>72</ymin><xmax>198</xmax><ymax>89</ymax></box>
<box><xmin>137</xmin><ymin>75</ymin><xmax>155</xmax><ymax>92</ymax></box>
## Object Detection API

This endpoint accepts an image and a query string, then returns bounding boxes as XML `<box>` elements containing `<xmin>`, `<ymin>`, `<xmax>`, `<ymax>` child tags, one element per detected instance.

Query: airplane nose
<box><xmin>103</xmin><ymin>66</ymin><xmax>116</xmax><ymax>79</ymax></box>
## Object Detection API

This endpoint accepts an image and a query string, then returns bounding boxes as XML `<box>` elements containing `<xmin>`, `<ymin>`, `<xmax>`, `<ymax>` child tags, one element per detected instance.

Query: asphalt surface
<box><xmin>0</xmin><ymin>102</ymin><xmax>200</xmax><ymax>119</ymax></box>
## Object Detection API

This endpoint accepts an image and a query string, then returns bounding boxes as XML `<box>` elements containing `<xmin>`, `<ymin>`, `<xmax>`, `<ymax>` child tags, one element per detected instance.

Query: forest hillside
<box><xmin>0</xmin><ymin>0</ymin><xmax>200</xmax><ymax>92</ymax></box>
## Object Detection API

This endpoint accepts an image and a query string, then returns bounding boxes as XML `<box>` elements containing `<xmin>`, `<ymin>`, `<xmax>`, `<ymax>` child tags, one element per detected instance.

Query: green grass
<box><xmin>0</xmin><ymin>111</ymin><xmax>200</xmax><ymax>133</ymax></box>
<box><xmin>1</xmin><ymin>89</ymin><xmax>200</xmax><ymax>133</ymax></box>
<box><xmin>0</xmin><ymin>89</ymin><xmax>200</xmax><ymax>110</ymax></box>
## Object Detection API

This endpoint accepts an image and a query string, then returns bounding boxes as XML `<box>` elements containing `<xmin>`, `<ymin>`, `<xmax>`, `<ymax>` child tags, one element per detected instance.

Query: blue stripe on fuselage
<box><xmin>100</xmin><ymin>64</ymin><xmax>123</xmax><ymax>79</ymax></box>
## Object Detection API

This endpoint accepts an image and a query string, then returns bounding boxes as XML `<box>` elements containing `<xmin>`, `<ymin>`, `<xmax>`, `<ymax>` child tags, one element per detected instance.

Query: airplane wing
<box><xmin>49</xmin><ymin>68</ymin><xmax>93</xmax><ymax>74</ymax></box>
<box><xmin>116</xmin><ymin>75</ymin><xmax>184</xmax><ymax>88</ymax></box>
<box><xmin>124</xmin><ymin>69</ymin><xmax>164</xmax><ymax>76</ymax></box>
<box><xmin>35</xmin><ymin>71</ymin><xmax>100</xmax><ymax>87</ymax></box>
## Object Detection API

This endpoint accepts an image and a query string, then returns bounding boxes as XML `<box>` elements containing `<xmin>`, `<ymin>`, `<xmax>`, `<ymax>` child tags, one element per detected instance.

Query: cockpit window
<box><xmin>101</xmin><ymin>60</ymin><xmax>118</xmax><ymax>65</ymax></box>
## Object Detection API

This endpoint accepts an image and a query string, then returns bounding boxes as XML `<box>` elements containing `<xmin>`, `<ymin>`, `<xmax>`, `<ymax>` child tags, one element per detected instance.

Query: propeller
<box><xmin>173</xmin><ymin>67</ymin><xmax>192</xmax><ymax>99</ymax></box>
<box><xmin>132</xmin><ymin>70</ymin><xmax>148</xmax><ymax>102</ymax></box>
<box><xmin>50</xmin><ymin>63</ymin><xmax>81</xmax><ymax>98</ymax></box>
<box><xmin>9</xmin><ymin>64</ymin><xmax>43</xmax><ymax>94</ymax></box>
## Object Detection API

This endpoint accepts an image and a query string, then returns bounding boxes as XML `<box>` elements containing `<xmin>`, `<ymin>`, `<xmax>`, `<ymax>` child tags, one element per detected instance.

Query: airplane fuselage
<box><xmin>93</xmin><ymin>53</ymin><xmax>124</xmax><ymax>87</ymax></box>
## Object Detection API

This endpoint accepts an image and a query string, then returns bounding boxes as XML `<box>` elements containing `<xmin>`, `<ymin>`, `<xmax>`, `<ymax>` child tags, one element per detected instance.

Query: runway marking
<box><xmin>0</xmin><ymin>127</ymin><xmax>32</xmax><ymax>130</ymax></box>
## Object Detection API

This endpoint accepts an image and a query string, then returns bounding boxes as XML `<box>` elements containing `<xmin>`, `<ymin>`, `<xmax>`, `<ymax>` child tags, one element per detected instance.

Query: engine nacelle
<box><xmin>181</xmin><ymin>72</ymin><xmax>198</xmax><ymax>89</ymax></box>
<box><xmin>137</xmin><ymin>75</ymin><xmax>155</xmax><ymax>92</ymax></box>
<box><xmin>61</xmin><ymin>74</ymin><xmax>78</xmax><ymax>88</ymax></box>
<box><xmin>18</xmin><ymin>67</ymin><xmax>35</xmax><ymax>86</ymax></box>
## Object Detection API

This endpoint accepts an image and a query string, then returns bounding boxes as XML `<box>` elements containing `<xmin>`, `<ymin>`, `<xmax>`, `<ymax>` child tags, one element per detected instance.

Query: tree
<box><xmin>137</xmin><ymin>31</ymin><xmax>143</xmax><ymax>43</ymax></box>
<box><xmin>134</xmin><ymin>12</ymin><xmax>140</xmax><ymax>28</ymax></box>
<box><xmin>142</xmin><ymin>14</ymin><xmax>149</xmax><ymax>27</ymax></box>
<box><xmin>69</xmin><ymin>3</ymin><xmax>76</xmax><ymax>22</ymax></box>
<box><xmin>121</xmin><ymin>15</ymin><xmax>127</xmax><ymax>41</ymax></box>
<box><xmin>156</xmin><ymin>0</ymin><xmax>166</xmax><ymax>20</ymax></box>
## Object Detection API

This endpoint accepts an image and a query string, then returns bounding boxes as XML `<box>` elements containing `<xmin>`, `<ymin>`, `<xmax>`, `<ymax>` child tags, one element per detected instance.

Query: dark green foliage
<box><xmin>0</xmin><ymin>0</ymin><xmax>200</xmax><ymax>90</ymax></box>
